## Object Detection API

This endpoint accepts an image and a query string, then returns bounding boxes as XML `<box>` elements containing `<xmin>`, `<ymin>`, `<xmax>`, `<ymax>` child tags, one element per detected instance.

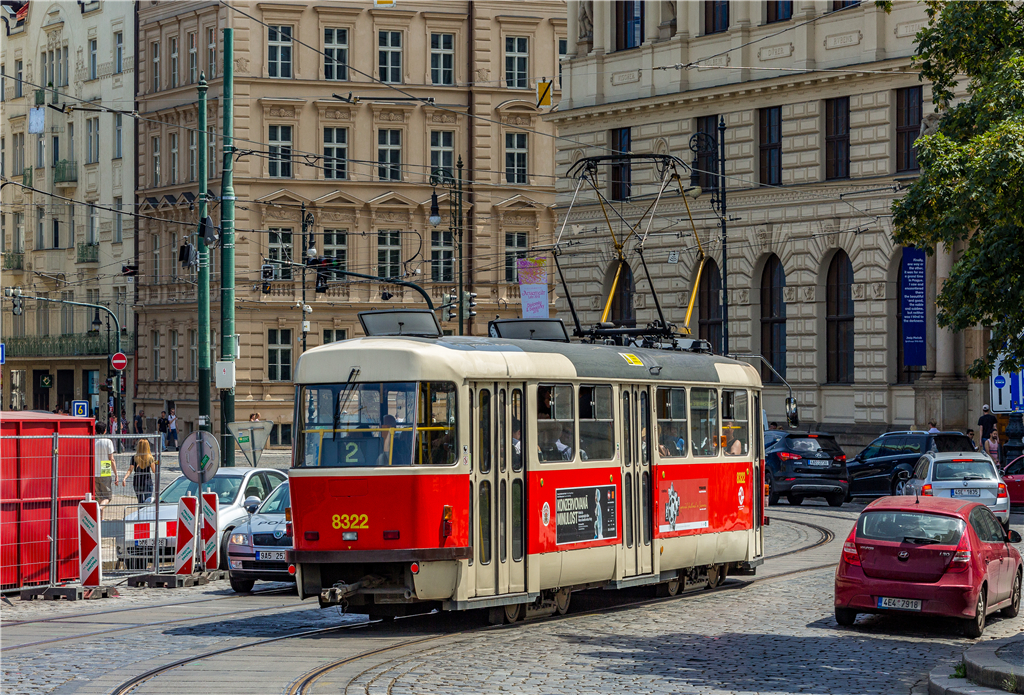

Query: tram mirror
<box><xmin>244</xmin><ymin>496</ymin><xmax>261</xmax><ymax>514</ymax></box>
<box><xmin>785</xmin><ymin>397</ymin><xmax>799</xmax><ymax>428</ymax></box>
<box><xmin>358</xmin><ymin>309</ymin><xmax>442</xmax><ymax>338</ymax></box>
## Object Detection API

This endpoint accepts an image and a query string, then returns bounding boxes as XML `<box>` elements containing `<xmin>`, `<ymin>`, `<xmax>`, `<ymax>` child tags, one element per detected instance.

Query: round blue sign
<box><xmin>994</xmin><ymin>375</ymin><xmax>1007</xmax><ymax>389</ymax></box>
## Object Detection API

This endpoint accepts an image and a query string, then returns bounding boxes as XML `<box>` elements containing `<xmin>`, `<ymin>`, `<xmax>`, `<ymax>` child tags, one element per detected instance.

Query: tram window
<box><xmin>512</xmin><ymin>479</ymin><xmax>524</xmax><ymax>562</ymax></box>
<box><xmin>623</xmin><ymin>392</ymin><xmax>633</xmax><ymax>467</ymax></box>
<box><xmin>538</xmin><ymin>383</ymin><xmax>574</xmax><ymax>463</ymax></box>
<box><xmin>511</xmin><ymin>389</ymin><xmax>524</xmax><ymax>472</ymax></box>
<box><xmin>722</xmin><ymin>390</ymin><xmax>749</xmax><ymax>457</ymax></box>
<box><xmin>691</xmin><ymin>388</ymin><xmax>720</xmax><ymax>457</ymax></box>
<box><xmin>468</xmin><ymin>389</ymin><xmax>474</xmax><ymax>470</ymax></box>
<box><xmin>417</xmin><ymin>382</ymin><xmax>457</xmax><ymax>465</ymax></box>
<box><xmin>479</xmin><ymin>481</ymin><xmax>492</xmax><ymax>564</ymax></box>
<box><xmin>624</xmin><ymin>472</ymin><xmax>634</xmax><ymax>548</ymax></box>
<box><xmin>479</xmin><ymin>389</ymin><xmax>492</xmax><ymax>473</ymax></box>
<box><xmin>499</xmin><ymin>479</ymin><xmax>507</xmax><ymax>563</ymax></box>
<box><xmin>642</xmin><ymin>471</ymin><xmax>652</xmax><ymax>545</ymax></box>
<box><xmin>655</xmin><ymin>388</ymin><xmax>688</xmax><ymax>458</ymax></box>
<box><xmin>468</xmin><ymin>481</ymin><xmax>474</xmax><ymax>566</ymax></box>
<box><xmin>640</xmin><ymin>390</ymin><xmax>651</xmax><ymax>465</ymax></box>
<box><xmin>498</xmin><ymin>389</ymin><xmax>507</xmax><ymax>473</ymax></box>
<box><xmin>578</xmin><ymin>385</ymin><xmax>614</xmax><ymax>461</ymax></box>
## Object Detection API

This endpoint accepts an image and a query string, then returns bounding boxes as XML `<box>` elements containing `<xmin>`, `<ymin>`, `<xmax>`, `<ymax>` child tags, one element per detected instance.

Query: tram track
<box><xmin>104</xmin><ymin>515</ymin><xmax>839</xmax><ymax>695</ymax></box>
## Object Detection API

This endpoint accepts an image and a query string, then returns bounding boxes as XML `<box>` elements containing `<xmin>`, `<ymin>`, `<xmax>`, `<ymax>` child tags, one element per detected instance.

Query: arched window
<box><xmin>698</xmin><ymin>259</ymin><xmax>722</xmax><ymax>353</ymax></box>
<box><xmin>760</xmin><ymin>255</ymin><xmax>786</xmax><ymax>382</ymax></box>
<box><xmin>826</xmin><ymin>250</ymin><xmax>854</xmax><ymax>383</ymax></box>
<box><xmin>609</xmin><ymin>261</ymin><xmax>635</xmax><ymax>327</ymax></box>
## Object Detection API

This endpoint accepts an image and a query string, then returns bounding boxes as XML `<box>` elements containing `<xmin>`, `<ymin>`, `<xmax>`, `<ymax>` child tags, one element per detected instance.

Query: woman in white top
<box><xmin>168</xmin><ymin>409</ymin><xmax>178</xmax><ymax>451</ymax></box>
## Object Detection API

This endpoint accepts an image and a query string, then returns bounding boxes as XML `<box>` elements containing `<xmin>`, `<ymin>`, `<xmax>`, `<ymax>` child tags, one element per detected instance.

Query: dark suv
<box><xmin>764</xmin><ymin>431</ymin><xmax>849</xmax><ymax>507</ymax></box>
<box><xmin>847</xmin><ymin>431</ymin><xmax>975</xmax><ymax>499</ymax></box>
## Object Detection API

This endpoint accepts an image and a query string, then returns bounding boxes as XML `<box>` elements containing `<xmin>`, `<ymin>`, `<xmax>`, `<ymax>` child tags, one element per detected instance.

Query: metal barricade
<box><xmin>0</xmin><ymin>433</ymin><xmax>166</xmax><ymax>593</ymax></box>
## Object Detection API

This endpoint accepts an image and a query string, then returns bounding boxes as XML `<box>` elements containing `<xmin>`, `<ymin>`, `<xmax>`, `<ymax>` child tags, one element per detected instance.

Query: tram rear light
<box><xmin>411</xmin><ymin>562</ymin><xmax>420</xmax><ymax>574</ymax></box>
<box><xmin>442</xmin><ymin>505</ymin><xmax>453</xmax><ymax>539</ymax></box>
<box><xmin>384</xmin><ymin>530</ymin><xmax>400</xmax><ymax>540</ymax></box>
<box><xmin>288</xmin><ymin>564</ymin><xmax>296</xmax><ymax>575</ymax></box>
<box><xmin>842</xmin><ymin>528</ymin><xmax>861</xmax><ymax>567</ymax></box>
<box><xmin>304</xmin><ymin>531</ymin><xmax>319</xmax><ymax>541</ymax></box>
<box><xmin>442</xmin><ymin>505</ymin><xmax>453</xmax><ymax>521</ymax></box>
<box><xmin>285</xmin><ymin>507</ymin><xmax>292</xmax><ymax>522</ymax></box>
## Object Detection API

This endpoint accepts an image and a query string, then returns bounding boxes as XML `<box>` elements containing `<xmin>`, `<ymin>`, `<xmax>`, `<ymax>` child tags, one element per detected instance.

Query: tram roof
<box><xmin>295</xmin><ymin>336</ymin><xmax>761</xmax><ymax>388</ymax></box>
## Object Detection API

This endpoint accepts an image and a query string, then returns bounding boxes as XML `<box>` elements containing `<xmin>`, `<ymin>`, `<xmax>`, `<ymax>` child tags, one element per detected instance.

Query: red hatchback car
<box><xmin>835</xmin><ymin>496</ymin><xmax>1022</xmax><ymax>637</ymax></box>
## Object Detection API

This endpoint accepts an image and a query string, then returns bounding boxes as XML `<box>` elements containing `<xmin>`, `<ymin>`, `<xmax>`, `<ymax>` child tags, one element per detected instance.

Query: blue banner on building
<box><xmin>901</xmin><ymin>247</ymin><xmax>927</xmax><ymax>367</ymax></box>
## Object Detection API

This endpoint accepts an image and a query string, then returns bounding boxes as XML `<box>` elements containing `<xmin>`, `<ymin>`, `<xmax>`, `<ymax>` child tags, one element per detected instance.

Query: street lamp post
<box><xmin>689</xmin><ymin>117</ymin><xmax>729</xmax><ymax>355</ymax></box>
<box><xmin>429</xmin><ymin>156</ymin><xmax>465</xmax><ymax>335</ymax></box>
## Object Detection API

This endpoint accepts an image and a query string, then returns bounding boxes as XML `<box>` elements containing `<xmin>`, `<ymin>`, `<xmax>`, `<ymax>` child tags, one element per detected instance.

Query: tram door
<box><xmin>621</xmin><ymin>386</ymin><xmax>654</xmax><ymax>577</ymax></box>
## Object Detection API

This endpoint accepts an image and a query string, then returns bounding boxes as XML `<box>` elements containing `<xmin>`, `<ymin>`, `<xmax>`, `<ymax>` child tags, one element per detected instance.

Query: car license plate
<box><xmin>877</xmin><ymin>597</ymin><xmax>922</xmax><ymax>611</ymax></box>
<box><xmin>807</xmin><ymin>460</ymin><xmax>830</xmax><ymax>467</ymax></box>
<box><xmin>952</xmin><ymin>489</ymin><xmax>981</xmax><ymax>497</ymax></box>
<box><xmin>256</xmin><ymin>551</ymin><xmax>286</xmax><ymax>561</ymax></box>
<box><xmin>134</xmin><ymin>538</ymin><xmax>169</xmax><ymax>547</ymax></box>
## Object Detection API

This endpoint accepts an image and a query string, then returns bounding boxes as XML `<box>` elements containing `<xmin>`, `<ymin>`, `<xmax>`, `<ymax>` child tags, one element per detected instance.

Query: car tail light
<box><xmin>921</xmin><ymin>484</ymin><xmax>933</xmax><ymax>496</ymax></box>
<box><xmin>304</xmin><ymin>531</ymin><xmax>319</xmax><ymax>541</ymax></box>
<box><xmin>834</xmin><ymin>455</ymin><xmax>847</xmax><ymax>463</ymax></box>
<box><xmin>384</xmin><ymin>530</ymin><xmax>400</xmax><ymax>540</ymax></box>
<box><xmin>778</xmin><ymin>452</ymin><xmax>801</xmax><ymax>461</ymax></box>
<box><xmin>285</xmin><ymin>522</ymin><xmax>293</xmax><ymax>538</ymax></box>
<box><xmin>442</xmin><ymin>505</ymin><xmax>453</xmax><ymax>539</ymax></box>
<box><xmin>842</xmin><ymin>528</ymin><xmax>861</xmax><ymax>567</ymax></box>
<box><xmin>998</xmin><ymin>483</ymin><xmax>1008</xmax><ymax>499</ymax></box>
<box><xmin>808</xmin><ymin>434</ymin><xmax>818</xmax><ymax>438</ymax></box>
<box><xmin>948</xmin><ymin>532</ymin><xmax>971</xmax><ymax>573</ymax></box>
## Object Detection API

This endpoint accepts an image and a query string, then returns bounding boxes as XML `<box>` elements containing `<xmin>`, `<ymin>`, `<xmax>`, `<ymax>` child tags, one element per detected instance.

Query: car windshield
<box><xmin>258</xmin><ymin>482</ymin><xmax>290</xmax><ymax>514</ymax></box>
<box><xmin>786</xmin><ymin>435</ymin><xmax>842</xmax><ymax>454</ymax></box>
<box><xmin>933</xmin><ymin>460</ymin><xmax>996</xmax><ymax>481</ymax></box>
<box><xmin>857</xmin><ymin>511</ymin><xmax>965</xmax><ymax>545</ymax></box>
<box><xmin>932</xmin><ymin>434</ymin><xmax>975</xmax><ymax>452</ymax></box>
<box><xmin>159</xmin><ymin>476</ymin><xmax>243</xmax><ymax>506</ymax></box>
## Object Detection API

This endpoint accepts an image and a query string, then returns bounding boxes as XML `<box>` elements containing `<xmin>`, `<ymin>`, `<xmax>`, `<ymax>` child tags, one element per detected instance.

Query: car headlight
<box><xmin>230</xmin><ymin>533</ymin><xmax>249</xmax><ymax>546</ymax></box>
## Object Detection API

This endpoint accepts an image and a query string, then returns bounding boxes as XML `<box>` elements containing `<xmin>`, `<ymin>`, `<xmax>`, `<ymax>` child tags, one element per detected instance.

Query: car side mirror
<box><xmin>785</xmin><ymin>397</ymin><xmax>799</xmax><ymax>428</ymax></box>
<box><xmin>243</xmin><ymin>496</ymin><xmax>261</xmax><ymax>514</ymax></box>
<box><xmin>897</xmin><ymin>470</ymin><xmax>911</xmax><ymax>481</ymax></box>
<box><xmin>1009</xmin><ymin>530</ymin><xmax>1022</xmax><ymax>544</ymax></box>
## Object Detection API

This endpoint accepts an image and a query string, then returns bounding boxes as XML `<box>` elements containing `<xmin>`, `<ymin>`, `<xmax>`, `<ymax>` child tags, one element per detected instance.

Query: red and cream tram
<box><xmin>287</xmin><ymin>313</ymin><xmax>766</xmax><ymax>621</ymax></box>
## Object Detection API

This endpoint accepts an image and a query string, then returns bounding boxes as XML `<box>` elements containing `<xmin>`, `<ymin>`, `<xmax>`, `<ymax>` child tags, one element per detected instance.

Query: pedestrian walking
<box><xmin>123</xmin><ymin>439</ymin><xmax>157</xmax><ymax>504</ymax></box>
<box><xmin>927</xmin><ymin>420</ymin><xmax>939</xmax><ymax>434</ymax></box>
<box><xmin>984</xmin><ymin>428</ymin><xmax>1001</xmax><ymax>464</ymax></box>
<box><xmin>134</xmin><ymin>409</ymin><xmax>145</xmax><ymax>435</ymax></box>
<box><xmin>967</xmin><ymin>429</ymin><xmax>979</xmax><ymax>451</ymax></box>
<box><xmin>978</xmin><ymin>404</ymin><xmax>998</xmax><ymax>442</ymax></box>
<box><xmin>94</xmin><ymin>422</ymin><xmax>118</xmax><ymax>509</ymax></box>
<box><xmin>168</xmin><ymin>408</ymin><xmax>178</xmax><ymax>451</ymax></box>
<box><xmin>157</xmin><ymin>411</ymin><xmax>169</xmax><ymax>452</ymax></box>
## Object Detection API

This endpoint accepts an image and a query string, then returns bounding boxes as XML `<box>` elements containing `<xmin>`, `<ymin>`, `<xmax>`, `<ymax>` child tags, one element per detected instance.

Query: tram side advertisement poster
<box><xmin>555</xmin><ymin>485</ymin><xmax>617</xmax><ymax>545</ymax></box>
<box><xmin>659</xmin><ymin>478</ymin><xmax>709</xmax><ymax>534</ymax></box>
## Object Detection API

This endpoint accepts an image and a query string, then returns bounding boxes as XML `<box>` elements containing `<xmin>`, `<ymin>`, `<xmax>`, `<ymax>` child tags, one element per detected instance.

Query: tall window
<box><xmin>431</xmin><ymin>231</ymin><xmax>454</xmax><ymax>282</ymax></box>
<box><xmin>614</xmin><ymin>1</ymin><xmax>645</xmax><ymax>51</ymax></box>
<box><xmin>696</xmin><ymin>115</ymin><xmax>718</xmax><ymax>189</ymax></box>
<box><xmin>268</xmin><ymin>26</ymin><xmax>293</xmax><ymax>78</ymax></box>
<box><xmin>323</xmin><ymin>127</ymin><xmax>347</xmax><ymax>179</ymax></box>
<box><xmin>115</xmin><ymin>31</ymin><xmax>124</xmax><ymax>73</ymax></box>
<box><xmin>1</xmin><ymin>65</ymin><xmax>5</xmax><ymax>102</ymax></box>
<box><xmin>170</xmin><ymin>330</ymin><xmax>180</xmax><ymax>381</ymax></box>
<box><xmin>896</xmin><ymin>257</ymin><xmax>923</xmax><ymax>384</ymax></box>
<box><xmin>15</xmin><ymin>60</ymin><xmax>23</xmax><ymax>97</ymax></box>
<box><xmin>188</xmin><ymin>130</ymin><xmax>196</xmax><ymax>181</ymax></box>
<box><xmin>151</xmin><ymin>43</ymin><xmax>159</xmax><ymax>92</ymax></box>
<box><xmin>609</xmin><ymin>261</ymin><xmax>636</xmax><ymax>327</ymax></box>
<box><xmin>505</xmin><ymin>132</ymin><xmax>528</xmax><ymax>184</ymax></box>
<box><xmin>54</xmin><ymin>209</ymin><xmax>63</xmax><ymax>248</ymax></box>
<box><xmin>896</xmin><ymin>85</ymin><xmax>923</xmax><ymax>172</ymax></box>
<box><xmin>324</xmin><ymin>28</ymin><xmax>348</xmax><ymax>81</ymax></box>
<box><xmin>152</xmin><ymin>331</ymin><xmax>162</xmax><ymax>379</ymax></box>
<box><xmin>208</xmin><ymin>28</ymin><xmax>217</xmax><ymax>78</ymax></box>
<box><xmin>114</xmin><ymin>197</ymin><xmax>123</xmax><ymax>243</ymax></box>
<box><xmin>698</xmin><ymin>259</ymin><xmax>722</xmax><ymax>353</ymax></box>
<box><xmin>116</xmin><ymin>286</ymin><xmax>127</xmax><ymax>333</ymax></box>
<box><xmin>558</xmin><ymin>38</ymin><xmax>567</xmax><ymax>86</ymax></box>
<box><xmin>61</xmin><ymin>291</ymin><xmax>74</xmax><ymax>335</ymax></box>
<box><xmin>114</xmin><ymin>113</ymin><xmax>123</xmax><ymax>158</ymax></box>
<box><xmin>14</xmin><ymin>212</ymin><xmax>24</xmax><ymax>253</ymax></box>
<box><xmin>759</xmin><ymin>106</ymin><xmax>782</xmax><ymax>186</ymax></box>
<box><xmin>152</xmin><ymin>233</ymin><xmax>161</xmax><ymax>283</ymax></box>
<box><xmin>89</xmin><ymin>39</ymin><xmax>98</xmax><ymax>80</ymax></box>
<box><xmin>268</xmin><ymin>125</ymin><xmax>292</xmax><ymax>178</ymax></box>
<box><xmin>705</xmin><ymin>0</ymin><xmax>729</xmax><ymax>34</ymax></box>
<box><xmin>36</xmin><ymin>134</ymin><xmax>44</xmax><ymax>168</ymax></box>
<box><xmin>826</xmin><ymin>250</ymin><xmax>854</xmax><ymax>383</ymax></box>
<box><xmin>86</xmin><ymin>118</ymin><xmax>99</xmax><ymax>163</ymax></box>
<box><xmin>323</xmin><ymin>329</ymin><xmax>347</xmax><ymax>343</ymax></box>
<box><xmin>188</xmin><ymin>32</ymin><xmax>197</xmax><ymax>83</ymax></box>
<box><xmin>378</xmin><ymin>31</ymin><xmax>402</xmax><ymax>84</ymax></box>
<box><xmin>760</xmin><ymin>255</ymin><xmax>786</xmax><ymax>381</ymax></box>
<box><xmin>377</xmin><ymin>230</ymin><xmax>401</xmax><ymax>278</ymax></box>
<box><xmin>170</xmin><ymin>37</ymin><xmax>179</xmax><ymax>88</ymax></box>
<box><xmin>610</xmin><ymin>127</ymin><xmax>631</xmax><ymax>200</ymax></box>
<box><xmin>767</xmin><ymin>1</ymin><xmax>793</xmax><ymax>23</ymax></box>
<box><xmin>505</xmin><ymin>36</ymin><xmax>528</xmax><ymax>89</ymax></box>
<box><xmin>87</xmin><ymin>206</ymin><xmax>98</xmax><ymax>244</ymax></box>
<box><xmin>151</xmin><ymin>136</ymin><xmax>160</xmax><ymax>187</ymax></box>
<box><xmin>825</xmin><ymin>96</ymin><xmax>850</xmax><ymax>180</ymax></box>
<box><xmin>430</xmin><ymin>130</ymin><xmax>453</xmax><ymax>177</ymax></box>
<box><xmin>268</xmin><ymin>329</ymin><xmax>292</xmax><ymax>381</ymax></box>
<box><xmin>268</xmin><ymin>228</ymin><xmax>293</xmax><ymax>279</ymax></box>
<box><xmin>14</xmin><ymin>132</ymin><xmax>25</xmax><ymax>173</ymax></box>
<box><xmin>36</xmin><ymin>207</ymin><xmax>44</xmax><ymax>249</ymax></box>
<box><xmin>67</xmin><ymin>124</ymin><xmax>73</xmax><ymax>164</ymax></box>
<box><xmin>832</xmin><ymin>0</ymin><xmax>861</xmax><ymax>9</ymax></box>
<box><xmin>52</xmin><ymin>135</ymin><xmax>58</xmax><ymax>167</ymax></box>
<box><xmin>189</xmin><ymin>329</ymin><xmax>198</xmax><ymax>381</ymax></box>
<box><xmin>377</xmin><ymin>129</ymin><xmax>401</xmax><ymax>181</ymax></box>
<box><xmin>505</xmin><ymin>232</ymin><xmax>527</xmax><ymax>282</ymax></box>
<box><xmin>169</xmin><ymin>132</ymin><xmax>178</xmax><ymax>183</ymax></box>
<box><xmin>322</xmin><ymin>230</ymin><xmax>346</xmax><ymax>279</ymax></box>
<box><xmin>430</xmin><ymin>33</ymin><xmax>454</xmax><ymax>85</ymax></box>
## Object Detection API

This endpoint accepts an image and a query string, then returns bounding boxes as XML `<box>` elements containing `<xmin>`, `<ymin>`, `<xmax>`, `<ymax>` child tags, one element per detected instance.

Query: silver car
<box><xmin>227</xmin><ymin>481</ymin><xmax>292</xmax><ymax>592</ymax></box>
<box><xmin>903</xmin><ymin>452</ymin><xmax>1011</xmax><ymax>530</ymax></box>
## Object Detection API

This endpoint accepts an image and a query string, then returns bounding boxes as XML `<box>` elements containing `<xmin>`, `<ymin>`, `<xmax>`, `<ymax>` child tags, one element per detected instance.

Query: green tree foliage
<box><xmin>885</xmin><ymin>1</ymin><xmax>1024</xmax><ymax>377</ymax></box>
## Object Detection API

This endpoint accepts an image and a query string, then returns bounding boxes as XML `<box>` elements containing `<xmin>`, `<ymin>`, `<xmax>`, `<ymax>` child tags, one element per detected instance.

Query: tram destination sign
<box><xmin>555</xmin><ymin>485</ymin><xmax>617</xmax><ymax>545</ymax></box>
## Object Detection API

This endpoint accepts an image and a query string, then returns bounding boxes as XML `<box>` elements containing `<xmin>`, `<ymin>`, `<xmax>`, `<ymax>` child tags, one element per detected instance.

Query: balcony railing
<box><xmin>77</xmin><ymin>243</ymin><xmax>99</xmax><ymax>263</ymax></box>
<box><xmin>53</xmin><ymin>160</ymin><xmax>78</xmax><ymax>184</ymax></box>
<box><xmin>2</xmin><ymin>253</ymin><xmax>25</xmax><ymax>270</ymax></box>
<box><xmin>22</xmin><ymin>167</ymin><xmax>32</xmax><ymax>187</ymax></box>
<box><xmin>5</xmin><ymin>332</ymin><xmax>136</xmax><ymax>358</ymax></box>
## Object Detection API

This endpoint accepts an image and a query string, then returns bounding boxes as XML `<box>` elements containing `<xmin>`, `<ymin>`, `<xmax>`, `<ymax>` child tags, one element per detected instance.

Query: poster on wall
<box><xmin>517</xmin><ymin>258</ymin><xmax>550</xmax><ymax>319</ymax></box>
<box><xmin>555</xmin><ymin>485</ymin><xmax>617</xmax><ymax>544</ymax></box>
<box><xmin>658</xmin><ymin>477</ymin><xmax>709</xmax><ymax>534</ymax></box>
<box><xmin>901</xmin><ymin>247</ymin><xmax>927</xmax><ymax>367</ymax></box>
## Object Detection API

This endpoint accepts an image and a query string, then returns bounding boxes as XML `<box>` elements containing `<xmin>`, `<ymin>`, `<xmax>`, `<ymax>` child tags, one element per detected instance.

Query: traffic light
<box><xmin>463</xmin><ymin>291</ymin><xmax>478</xmax><ymax>320</ymax></box>
<box><xmin>441</xmin><ymin>293</ymin><xmax>456</xmax><ymax>322</ymax></box>
<box><xmin>315</xmin><ymin>270</ymin><xmax>329</xmax><ymax>293</ymax></box>
<box><xmin>100</xmin><ymin>377</ymin><xmax>113</xmax><ymax>392</ymax></box>
<box><xmin>12</xmin><ymin>297</ymin><xmax>23</xmax><ymax>316</ymax></box>
<box><xmin>261</xmin><ymin>264</ymin><xmax>275</xmax><ymax>280</ymax></box>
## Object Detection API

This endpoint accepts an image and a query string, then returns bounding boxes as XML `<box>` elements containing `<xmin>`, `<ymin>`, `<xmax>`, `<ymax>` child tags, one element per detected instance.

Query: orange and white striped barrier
<box><xmin>174</xmin><ymin>496</ymin><xmax>198</xmax><ymax>575</ymax></box>
<box><xmin>78</xmin><ymin>494</ymin><xmax>102</xmax><ymax>587</ymax></box>
<box><xmin>201</xmin><ymin>492</ymin><xmax>219</xmax><ymax>571</ymax></box>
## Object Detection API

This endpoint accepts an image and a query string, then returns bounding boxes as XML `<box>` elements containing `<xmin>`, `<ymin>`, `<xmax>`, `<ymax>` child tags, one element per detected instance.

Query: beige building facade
<box><xmin>134</xmin><ymin>1</ymin><xmax>565</xmax><ymax>445</ymax></box>
<box><xmin>1</xmin><ymin>0</ymin><xmax>136</xmax><ymax>417</ymax></box>
<box><xmin>550</xmin><ymin>0</ymin><xmax>983</xmax><ymax>447</ymax></box>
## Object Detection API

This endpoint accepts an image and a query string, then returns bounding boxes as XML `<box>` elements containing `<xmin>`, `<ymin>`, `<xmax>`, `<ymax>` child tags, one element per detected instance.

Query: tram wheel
<box><xmin>656</xmin><ymin>576</ymin><xmax>681</xmax><ymax>597</ymax></box>
<box><xmin>554</xmin><ymin>588</ymin><xmax>572</xmax><ymax>615</ymax></box>
<box><xmin>503</xmin><ymin>602</ymin><xmax>523</xmax><ymax>623</ymax></box>
<box><xmin>706</xmin><ymin>565</ymin><xmax>724</xmax><ymax>589</ymax></box>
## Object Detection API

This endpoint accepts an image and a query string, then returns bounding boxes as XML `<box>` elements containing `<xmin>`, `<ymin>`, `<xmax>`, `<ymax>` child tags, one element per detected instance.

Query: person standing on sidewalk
<box><xmin>984</xmin><ymin>428</ymin><xmax>1001</xmax><ymax>464</ymax></box>
<box><xmin>978</xmin><ymin>405</ymin><xmax>998</xmax><ymax>442</ymax></box>
<box><xmin>94</xmin><ymin>422</ymin><xmax>118</xmax><ymax>509</ymax></box>
<box><xmin>134</xmin><ymin>409</ymin><xmax>145</xmax><ymax>435</ymax></box>
<box><xmin>157</xmin><ymin>411</ymin><xmax>169</xmax><ymax>452</ymax></box>
<box><xmin>123</xmin><ymin>439</ymin><xmax>157</xmax><ymax>503</ymax></box>
<box><xmin>168</xmin><ymin>408</ymin><xmax>178</xmax><ymax>452</ymax></box>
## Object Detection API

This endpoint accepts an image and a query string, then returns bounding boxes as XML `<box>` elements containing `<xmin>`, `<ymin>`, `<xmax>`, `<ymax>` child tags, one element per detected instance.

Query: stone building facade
<box><xmin>134</xmin><ymin>1</ymin><xmax>564</xmax><ymax>444</ymax></box>
<box><xmin>550</xmin><ymin>0</ymin><xmax>982</xmax><ymax>447</ymax></box>
<box><xmin>1</xmin><ymin>0</ymin><xmax>136</xmax><ymax>417</ymax></box>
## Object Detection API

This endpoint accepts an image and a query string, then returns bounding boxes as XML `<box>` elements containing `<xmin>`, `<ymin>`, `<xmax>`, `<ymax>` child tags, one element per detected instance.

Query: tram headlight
<box><xmin>230</xmin><ymin>533</ymin><xmax>249</xmax><ymax>546</ymax></box>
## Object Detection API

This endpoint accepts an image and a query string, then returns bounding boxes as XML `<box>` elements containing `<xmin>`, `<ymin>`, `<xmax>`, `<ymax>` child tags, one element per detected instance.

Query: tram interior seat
<box><xmin>579</xmin><ymin>422</ymin><xmax>614</xmax><ymax>460</ymax></box>
<box><xmin>390</xmin><ymin>430</ymin><xmax>413</xmax><ymax>466</ymax></box>
<box><xmin>537</xmin><ymin>421</ymin><xmax>563</xmax><ymax>462</ymax></box>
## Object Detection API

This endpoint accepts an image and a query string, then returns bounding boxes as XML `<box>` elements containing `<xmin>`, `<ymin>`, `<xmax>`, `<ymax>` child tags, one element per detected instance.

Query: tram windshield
<box><xmin>296</xmin><ymin>381</ymin><xmax>458</xmax><ymax>467</ymax></box>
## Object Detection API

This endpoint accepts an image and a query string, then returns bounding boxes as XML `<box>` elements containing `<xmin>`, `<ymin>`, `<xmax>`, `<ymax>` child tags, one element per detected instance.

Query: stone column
<box><xmin>567</xmin><ymin>0</ymin><xmax>579</xmax><ymax>57</ymax></box>
<box><xmin>645</xmin><ymin>2</ymin><xmax>662</xmax><ymax>44</ymax></box>
<box><xmin>935</xmin><ymin>242</ymin><xmax>955</xmax><ymax>377</ymax></box>
<box><xmin>592</xmin><ymin>0</ymin><xmax>610</xmax><ymax>55</ymax></box>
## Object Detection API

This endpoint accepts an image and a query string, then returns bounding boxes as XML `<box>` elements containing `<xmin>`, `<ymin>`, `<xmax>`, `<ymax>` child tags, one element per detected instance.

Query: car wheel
<box><xmin>1001</xmin><ymin>519</ymin><xmax>1011</xmax><ymax>536</ymax></box>
<box><xmin>963</xmin><ymin>588</ymin><xmax>986</xmax><ymax>638</ymax></box>
<box><xmin>1003</xmin><ymin>571</ymin><xmax>1022</xmax><ymax>619</ymax></box>
<box><xmin>835</xmin><ymin>607</ymin><xmax>857</xmax><ymax>626</ymax></box>
<box><xmin>891</xmin><ymin>477</ymin><xmax>907</xmax><ymax>497</ymax></box>
<box><xmin>230</xmin><ymin>576</ymin><xmax>255</xmax><ymax>593</ymax></box>
<box><xmin>827</xmin><ymin>494</ymin><xmax>845</xmax><ymax>508</ymax></box>
<box><xmin>767</xmin><ymin>473</ymin><xmax>780</xmax><ymax>507</ymax></box>
<box><xmin>787</xmin><ymin>495</ymin><xmax>804</xmax><ymax>506</ymax></box>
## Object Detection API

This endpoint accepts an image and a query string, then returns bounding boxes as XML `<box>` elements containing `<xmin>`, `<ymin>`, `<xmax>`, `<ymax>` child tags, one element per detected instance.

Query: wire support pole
<box><xmin>219</xmin><ymin>28</ymin><xmax>236</xmax><ymax>466</ymax></box>
<box><xmin>197</xmin><ymin>73</ymin><xmax>212</xmax><ymax>434</ymax></box>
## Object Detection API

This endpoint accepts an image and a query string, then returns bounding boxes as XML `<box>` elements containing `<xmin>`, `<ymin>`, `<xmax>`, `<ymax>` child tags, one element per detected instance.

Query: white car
<box><xmin>903</xmin><ymin>452</ymin><xmax>1012</xmax><ymax>530</ymax></box>
<box><xmin>118</xmin><ymin>468</ymin><xmax>286</xmax><ymax>569</ymax></box>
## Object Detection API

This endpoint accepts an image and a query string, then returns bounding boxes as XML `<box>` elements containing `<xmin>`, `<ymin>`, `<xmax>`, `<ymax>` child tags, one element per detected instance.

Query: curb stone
<box><xmin>964</xmin><ymin>637</ymin><xmax>1024</xmax><ymax>694</ymax></box>
<box><xmin>929</xmin><ymin>664</ymin><xmax>1013</xmax><ymax>695</ymax></box>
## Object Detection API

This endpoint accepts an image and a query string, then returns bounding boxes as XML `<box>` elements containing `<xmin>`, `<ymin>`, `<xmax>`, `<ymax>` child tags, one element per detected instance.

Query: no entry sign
<box><xmin>111</xmin><ymin>352</ymin><xmax>128</xmax><ymax>371</ymax></box>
